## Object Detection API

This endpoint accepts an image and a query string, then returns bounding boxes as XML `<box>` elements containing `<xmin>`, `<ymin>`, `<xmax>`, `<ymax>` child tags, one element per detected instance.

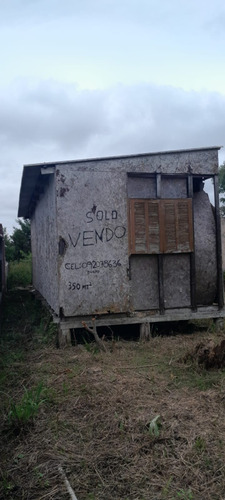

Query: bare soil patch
<box><xmin>1</xmin><ymin>291</ymin><xmax>225</xmax><ymax>499</ymax></box>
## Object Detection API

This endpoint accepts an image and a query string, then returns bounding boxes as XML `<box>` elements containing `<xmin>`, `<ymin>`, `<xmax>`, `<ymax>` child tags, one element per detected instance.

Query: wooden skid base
<box><xmin>55</xmin><ymin>306</ymin><xmax>225</xmax><ymax>340</ymax></box>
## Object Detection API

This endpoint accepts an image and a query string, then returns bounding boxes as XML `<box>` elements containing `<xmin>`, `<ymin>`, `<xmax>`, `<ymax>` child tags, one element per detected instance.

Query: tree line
<box><xmin>4</xmin><ymin>219</ymin><xmax>31</xmax><ymax>262</ymax></box>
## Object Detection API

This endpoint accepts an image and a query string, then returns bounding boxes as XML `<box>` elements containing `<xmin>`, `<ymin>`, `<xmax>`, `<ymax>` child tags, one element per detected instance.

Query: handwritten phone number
<box><xmin>65</xmin><ymin>259</ymin><xmax>121</xmax><ymax>270</ymax></box>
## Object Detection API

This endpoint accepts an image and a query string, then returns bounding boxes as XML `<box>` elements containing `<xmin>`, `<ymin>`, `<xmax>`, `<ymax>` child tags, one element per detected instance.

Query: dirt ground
<box><xmin>1</xmin><ymin>291</ymin><xmax>225</xmax><ymax>499</ymax></box>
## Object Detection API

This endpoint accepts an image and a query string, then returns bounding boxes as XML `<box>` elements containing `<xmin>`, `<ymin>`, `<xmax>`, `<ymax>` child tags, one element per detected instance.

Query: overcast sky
<box><xmin>1</xmin><ymin>0</ymin><xmax>225</xmax><ymax>234</ymax></box>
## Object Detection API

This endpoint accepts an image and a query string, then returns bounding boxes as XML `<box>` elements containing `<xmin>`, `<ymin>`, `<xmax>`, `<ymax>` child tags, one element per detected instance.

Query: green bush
<box><xmin>7</xmin><ymin>254</ymin><xmax>32</xmax><ymax>289</ymax></box>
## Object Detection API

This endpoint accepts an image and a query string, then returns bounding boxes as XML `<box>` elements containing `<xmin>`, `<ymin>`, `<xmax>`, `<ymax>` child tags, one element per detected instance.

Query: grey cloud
<box><xmin>1</xmin><ymin>81</ymin><xmax>225</xmax><ymax>155</ymax></box>
<box><xmin>0</xmin><ymin>79</ymin><xmax>224</xmax><ymax>232</ymax></box>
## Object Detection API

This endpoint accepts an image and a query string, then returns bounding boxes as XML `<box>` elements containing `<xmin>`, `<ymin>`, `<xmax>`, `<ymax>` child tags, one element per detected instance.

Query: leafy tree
<box><xmin>4</xmin><ymin>219</ymin><xmax>31</xmax><ymax>261</ymax></box>
<box><xmin>219</xmin><ymin>162</ymin><xmax>225</xmax><ymax>216</ymax></box>
<box><xmin>3</xmin><ymin>229</ymin><xmax>15</xmax><ymax>262</ymax></box>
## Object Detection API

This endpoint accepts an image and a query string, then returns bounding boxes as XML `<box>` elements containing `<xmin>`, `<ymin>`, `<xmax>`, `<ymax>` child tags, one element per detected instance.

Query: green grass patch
<box><xmin>167</xmin><ymin>362</ymin><xmax>225</xmax><ymax>391</ymax></box>
<box><xmin>8</xmin><ymin>382</ymin><xmax>48</xmax><ymax>430</ymax></box>
<box><xmin>7</xmin><ymin>254</ymin><xmax>32</xmax><ymax>289</ymax></box>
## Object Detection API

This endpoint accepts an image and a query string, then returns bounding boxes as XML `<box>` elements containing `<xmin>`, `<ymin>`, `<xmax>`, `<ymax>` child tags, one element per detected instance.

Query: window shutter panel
<box><xmin>148</xmin><ymin>201</ymin><xmax>160</xmax><ymax>253</ymax></box>
<box><xmin>163</xmin><ymin>201</ymin><xmax>177</xmax><ymax>252</ymax></box>
<box><xmin>162</xmin><ymin>199</ymin><xmax>193</xmax><ymax>253</ymax></box>
<box><xmin>133</xmin><ymin>200</ymin><xmax>147</xmax><ymax>253</ymax></box>
<box><xmin>177</xmin><ymin>199</ymin><xmax>193</xmax><ymax>252</ymax></box>
<box><xmin>129</xmin><ymin>198</ymin><xmax>193</xmax><ymax>255</ymax></box>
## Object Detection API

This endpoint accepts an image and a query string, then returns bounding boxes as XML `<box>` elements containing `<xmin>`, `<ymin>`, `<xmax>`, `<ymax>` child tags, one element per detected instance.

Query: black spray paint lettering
<box><xmin>68</xmin><ymin>226</ymin><xmax>126</xmax><ymax>248</ymax></box>
<box><xmin>86</xmin><ymin>209</ymin><xmax>118</xmax><ymax>223</ymax></box>
<box><xmin>68</xmin><ymin>282</ymin><xmax>92</xmax><ymax>291</ymax></box>
<box><xmin>65</xmin><ymin>259</ymin><xmax>121</xmax><ymax>270</ymax></box>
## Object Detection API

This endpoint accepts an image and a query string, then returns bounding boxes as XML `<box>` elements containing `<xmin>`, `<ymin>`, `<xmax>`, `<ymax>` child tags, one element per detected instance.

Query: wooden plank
<box><xmin>60</xmin><ymin>305</ymin><xmax>225</xmax><ymax>328</ymax></box>
<box><xmin>177</xmin><ymin>199</ymin><xmax>193</xmax><ymax>252</ymax></box>
<box><xmin>148</xmin><ymin>201</ymin><xmax>160</xmax><ymax>253</ymax></box>
<box><xmin>134</xmin><ymin>201</ymin><xmax>147</xmax><ymax>253</ymax></box>
<box><xmin>129</xmin><ymin>200</ymin><xmax>135</xmax><ymax>254</ymax></box>
<box><xmin>145</xmin><ymin>201</ymin><xmax>150</xmax><ymax>252</ymax></box>
<box><xmin>163</xmin><ymin>200</ymin><xmax>177</xmax><ymax>252</ymax></box>
<box><xmin>187</xmin><ymin>199</ymin><xmax>194</xmax><ymax>251</ymax></box>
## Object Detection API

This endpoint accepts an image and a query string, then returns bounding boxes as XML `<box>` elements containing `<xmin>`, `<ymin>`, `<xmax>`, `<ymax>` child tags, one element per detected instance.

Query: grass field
<box><xmin>1</xmin><ymin>290</ymin><xmax>225</xmax><ymax>499</ymax></box>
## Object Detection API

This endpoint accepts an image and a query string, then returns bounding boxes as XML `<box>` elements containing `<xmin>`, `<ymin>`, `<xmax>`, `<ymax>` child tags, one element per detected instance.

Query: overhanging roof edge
<box><xmin>18</xmin><ymin>146</ymin><xmax>222</xmax><ymax>218</ymax></box>
<box><xmin>23</xmin><ymin>146</ymin><xmax>222</xmax><ymax>169</ymax></box>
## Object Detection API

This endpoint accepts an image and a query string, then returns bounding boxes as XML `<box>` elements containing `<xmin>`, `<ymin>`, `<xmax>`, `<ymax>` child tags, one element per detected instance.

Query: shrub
<box><xmin>7</xmin><ymin>254</ymin><xmax>32</xmax><ymax>289</ymax></box>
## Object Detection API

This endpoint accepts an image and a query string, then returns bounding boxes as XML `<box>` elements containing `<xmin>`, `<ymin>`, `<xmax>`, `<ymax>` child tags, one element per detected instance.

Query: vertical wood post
<box><xmin>188</xmin><ymin>174</ymin><xmax>197</xmax><ymax>311</ymax></box>
<box><xmin>214</xmin><ymin>175</ymin><xmax>224</xmax><ymax>309</ymax></box>
<box><xmin>156</xmin><ymin>173</ymin><xmax>165</xmax><ymax>314</ymax></box>
<box><xmin>140</xmin><ymin>322</ymin><xmax>151</xmax><ymax>341</ymax></box>
<box><xmin>57</xmin><ymin>325</ymin><xmax>71</xmax><ymax>347</ymax></box>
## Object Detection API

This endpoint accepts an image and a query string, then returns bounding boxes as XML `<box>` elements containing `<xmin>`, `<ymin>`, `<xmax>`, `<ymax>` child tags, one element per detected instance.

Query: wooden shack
<box><xmin>18</xmin><ymin>147</ymin><xmax>224</xmax><ymax>342</ymax></box>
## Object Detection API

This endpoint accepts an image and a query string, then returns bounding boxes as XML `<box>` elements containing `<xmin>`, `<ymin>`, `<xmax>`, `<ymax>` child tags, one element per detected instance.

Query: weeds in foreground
<box><xmin>8</xmin><ymin>382</ymin><xmax>48</xmax><ymax>430</ymax></box>
<box><xmin>0</xmin><ymin>472</ymin><xmax>15</xmax><ymax>495</ymax></box>
<box><xmin>162</xmin><ymin>478</ymin><xmax>193</xmax><ymax>500</ymax></box>
<box><xmin>194</xmin><ymin>435</ymin><xmax>206</xmax><ymax>453</ymax></box>
<box><xmin>175</xmin><ymin>489</ymin><xmax>193</xmax><ymax>499</ymax></box>
<box><xmin>83</xmin><ymin>337</ymin><xmax>99</xmax><ymax>354</ymax></box>
<box><xmin>148</xmin><ymin>414</ymin><xmax>162</xmax><ymax>437</ymax></box>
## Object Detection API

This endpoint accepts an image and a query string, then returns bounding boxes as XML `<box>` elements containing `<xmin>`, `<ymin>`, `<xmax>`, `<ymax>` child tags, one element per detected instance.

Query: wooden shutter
<box><xmin>129</xmin><ymin>198</ymin><xmax>193</xmax><ymax>255</ymax></box>
<box><xmin>148</xmin><ymin>201</ymin><xmax>160</xmax><ymax>253</ymax></box>
<box><xmin>161</xmin><ymin>199</ymin><xmax>193</xmax><ymax>253</ymax></box>
<box><xmin>133</xmin><ymin>201</ymin><xmax>147</xmax><ymax>253</ymax></box>
<box><xmin>162</xmin><ymin>201</ymin><xmax>177</xmax><ymax>253</ymax></box>
<box><xmin>129</xmin><ymin>200</ymin><xmax>160</xmax><ymax>253</ymax></box>
<box><xmin>177</xmin><ymin>199</ymin><xmax>193</xmax><ymax>252</ymax></box>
